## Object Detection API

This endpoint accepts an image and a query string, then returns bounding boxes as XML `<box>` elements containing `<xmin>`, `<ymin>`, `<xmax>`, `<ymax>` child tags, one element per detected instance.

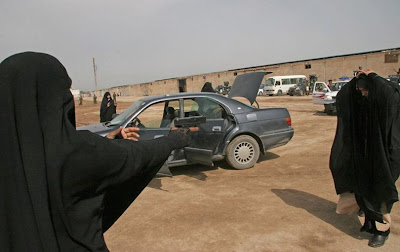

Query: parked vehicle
<box><xmin>263</xmin><ymin>75</ymin><xmax>307</xmax><ymax>96</ymax></box>
<box><xmin>312</xmin><ymin>80</ymin><xmax>349</xmax><ymax>115</ymax></box>
<box><xmin>288</xmin><ymin>79</ymin><xmax>308</xmax><ymax>96</ymax></box>
<box><xmin>389</xmin><ymin>75</ymin><xmax>400</xmax><ymax>85</ymax></box>
<box><xmin>78</xmin><ymin>72</ymin><xmax>294</xmax><ymax>171</ymax></box>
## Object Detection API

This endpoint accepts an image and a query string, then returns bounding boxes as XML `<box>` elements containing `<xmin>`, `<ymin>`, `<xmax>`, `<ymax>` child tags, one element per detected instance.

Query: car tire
<box><xmin>226</xmin><ymin>135</ymin><xmax>260</xmax><ymax>170</ymax></box>
<box><xmin>277</xmin><ymin>90</ymin><xmax>283</xmax><ymax>96</ymax></box>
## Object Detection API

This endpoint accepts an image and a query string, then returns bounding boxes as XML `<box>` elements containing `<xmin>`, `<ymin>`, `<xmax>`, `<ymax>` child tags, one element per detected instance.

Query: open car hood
<box><xmin>228</xmin><ymin>72</ymin><xmax>271</xmax><ymax>105</ymax></box>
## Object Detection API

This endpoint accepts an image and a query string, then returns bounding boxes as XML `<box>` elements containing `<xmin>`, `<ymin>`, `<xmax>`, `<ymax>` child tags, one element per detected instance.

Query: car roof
<box><xmin>137</xmin><ymin>92</ymin><xmax>255</xmax><ymax>114</ymax></box>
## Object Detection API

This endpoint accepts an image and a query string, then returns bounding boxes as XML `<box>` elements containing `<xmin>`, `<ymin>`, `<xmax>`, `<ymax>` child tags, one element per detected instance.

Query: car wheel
<box><xmin>277</xmin><ymin>90</ymin><xmax>283</xmax><ymax>96</ymax></box>
<box><xmin>226</xmin><ymin>135</ymin><xmax>260</xmax><ymax>169</ymax></box>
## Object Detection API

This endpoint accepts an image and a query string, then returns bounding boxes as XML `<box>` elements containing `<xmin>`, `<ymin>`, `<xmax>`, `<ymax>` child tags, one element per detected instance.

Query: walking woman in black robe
<box><xmin>100</xmin><ymin>92</ymin><xmax>117</xmax><ymax>122</ymax></box>
<box><xmin>330</xmin><ymin>69</ymin><xmax>400</xmax><ymax>247</ymax></box>
<box><xmin>0</xmin><ymin>52</ymin><xmax>191</xmax><ymax>251</ymax></box>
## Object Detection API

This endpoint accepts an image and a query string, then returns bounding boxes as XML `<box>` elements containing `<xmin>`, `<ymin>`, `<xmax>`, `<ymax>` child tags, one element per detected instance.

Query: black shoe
<box><xmin>368</xmin><ymin>234</ymin><xmax>389</xmax><ymax>248</ymax></box>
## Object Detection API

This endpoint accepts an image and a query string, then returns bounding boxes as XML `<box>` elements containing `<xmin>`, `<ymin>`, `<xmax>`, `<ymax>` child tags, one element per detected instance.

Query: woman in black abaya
<box><xmin>0</xmin><ymin>52</ymin><xmax>191</xmax><ymax>251</ymax></box>
<box><xmin>201</xmin><ymin>82</ymin><xmax>215</xmax><ymax>92</ymax></box>
<box><xmin>330</xmin><ymin>69</ymin><xmax>400</xmax><ymax>247</ymax></box>
<box><xmin>100</xmin><ymin>92</ymin><xmax>117</xmax><ymax>122</ymax></box>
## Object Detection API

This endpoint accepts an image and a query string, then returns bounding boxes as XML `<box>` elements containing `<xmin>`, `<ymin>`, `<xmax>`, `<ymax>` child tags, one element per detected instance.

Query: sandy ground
<box><xmin>76</xmin><ymin>95</ymin><xmax>400</xmax><ymax>252</ymax></box>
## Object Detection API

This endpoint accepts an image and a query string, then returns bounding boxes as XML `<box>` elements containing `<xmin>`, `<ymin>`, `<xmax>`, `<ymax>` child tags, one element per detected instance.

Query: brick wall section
<box><xmin>94</xmin><ymin>49</ymin><xmax>400</xmax><ymax>97</ymax></box>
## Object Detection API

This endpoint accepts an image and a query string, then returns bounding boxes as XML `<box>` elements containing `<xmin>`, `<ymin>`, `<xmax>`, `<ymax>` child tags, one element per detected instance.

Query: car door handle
<box><xmin>154</xmin><ymin>135</ymin><xmax>164</xmax><ymax>139</ymax></box>
<box><xmin>212</xmin><ymin>126</ymin><xmax>221</xmax><ymax>132</ymax></box>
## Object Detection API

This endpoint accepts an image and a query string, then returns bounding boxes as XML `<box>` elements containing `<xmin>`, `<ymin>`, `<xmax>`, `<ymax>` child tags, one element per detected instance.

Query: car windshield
<box><xmin>265</xmin><ymin>78</ymin><xmax>275</xmax><ymax>86</ymax></box>
<box><xmin>108</xmin><ymin>99</ymin><xmax>147</xmax><ymax>126</ymax></box>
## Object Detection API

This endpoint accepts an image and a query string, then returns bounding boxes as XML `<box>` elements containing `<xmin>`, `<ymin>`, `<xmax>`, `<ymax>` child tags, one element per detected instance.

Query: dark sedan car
<box><xmin>78</xmin><ymin>72</ymin><xmax>294</xmax><ymax>171</ymax></box>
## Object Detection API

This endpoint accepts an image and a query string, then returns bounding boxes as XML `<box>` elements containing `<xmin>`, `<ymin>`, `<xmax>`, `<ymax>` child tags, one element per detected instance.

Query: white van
<box><xmin>264</xmin><ymin>75</ymin><xmax>307</xmax><ymax>96</ymax></box>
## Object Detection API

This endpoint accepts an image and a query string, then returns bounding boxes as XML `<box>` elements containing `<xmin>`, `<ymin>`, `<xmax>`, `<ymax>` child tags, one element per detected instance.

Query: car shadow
<box><xmin>257</xmin><ymin>152</ymin><xmax>280</xmax><ymax>163</ymax></box>
<box><xmin>313</xmin><ymin>110</ymin><xmax>331</xmax><ymax>116</ymax></box>
<box><xmin>170</xmin><ymin>164</ymin><xmax>215</xmax><ymax>180</ymax></box>
<box><xmin>149</xmin><ymin>165</ymin><xmax>211</xmax><ymax>190</ymax></box>
<box><xmin>271</xmin><ymin>189</ymin><xmax>369</xmax><ymax>240</ymax></box>
<box><xmin>147</xmin><ymin>178</ymin><xmax>169</xmax><ymax>191</ymax></box>
<box><xmin>149</xmin><ymin>152</ymin><xmax>281</xmax><ymax>191</ymax></box>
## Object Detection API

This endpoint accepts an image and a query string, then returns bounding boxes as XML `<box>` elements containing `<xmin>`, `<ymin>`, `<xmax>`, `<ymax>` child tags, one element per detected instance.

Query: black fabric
<box><xmin>99</xmin><ymin>92</ymin><xmax>116</xmax><ymax>122</ymax></box>
<box><xmin>0</xmin><ymin>52</ymin><xmax>189</xmax><ymax>251</ymax></box>
<box><xmin>330</xmin><ymin>74</ymin><xmax>400</xmax><ymax>223</ymax></box>
<box><xmin>201</xmin><ymin>82</ymin><xmax>215</xmax><ymax>92</ymax></box>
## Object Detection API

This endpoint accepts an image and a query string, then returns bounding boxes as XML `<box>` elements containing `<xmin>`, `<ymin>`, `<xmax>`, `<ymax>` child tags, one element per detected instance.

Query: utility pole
<box><xmin>93</xmin><ymin>58</ymin><xmax>98</xmax><ymax>93</ymax></box>
<box><xmin>93</xmin><ymin>58</ymin><xmax>98</xmax><ymax>104</ymax></box>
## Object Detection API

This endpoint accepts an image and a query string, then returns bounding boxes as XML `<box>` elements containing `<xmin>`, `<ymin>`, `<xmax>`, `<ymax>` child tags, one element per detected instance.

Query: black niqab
<box><xmin>100</xmin><ymin>92</ymin><xmax>116</xmax><ymax>122</ymax></box>
<box><xmin>0</xmin><ymin>52</ymin><xmax>188</xmax><ymax>251</ymax></box>
<box><xmin>330</xmin><ymin>74</ymin><xmax>400</xmax><ymax>222</ymax></box>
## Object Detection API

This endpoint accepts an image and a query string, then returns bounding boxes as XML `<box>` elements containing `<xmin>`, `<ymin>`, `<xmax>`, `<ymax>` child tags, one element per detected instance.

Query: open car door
<box><xmin>181</xmin><ymin>97</ymin><xmax>230</xmax><ymax>166</ymax></box>
<box><xmin>312</xmin><ymin>82</ymin><xmax>330</xmax><ymax>104</ymax></box>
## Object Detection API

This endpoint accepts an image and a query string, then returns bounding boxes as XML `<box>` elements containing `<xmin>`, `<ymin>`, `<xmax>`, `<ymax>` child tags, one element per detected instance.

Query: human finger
<box><xmin>123</xmin><ymin>127</ymin><xmax>140</xmax><ymax>133</ymax></box>
<box><xmin>106</xmin><ymin>127</ymin><xmax>122</xmax><ymax>139</ymax></box>
<box><xmin>121</xmin><ymin>127</ymin><xmax>140</xmax><ymax>141</ymax></box>
<box><xmin>189</xmin><ymin>127</ymin><xmax>199</xmax><ymax>132</ymax></box>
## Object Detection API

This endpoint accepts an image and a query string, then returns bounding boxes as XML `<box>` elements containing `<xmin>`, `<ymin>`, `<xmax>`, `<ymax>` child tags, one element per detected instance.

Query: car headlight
<box><xmin>325</xmin><ymin>95</ymin><xmax>332</xmax><ymax>101</ymax></box>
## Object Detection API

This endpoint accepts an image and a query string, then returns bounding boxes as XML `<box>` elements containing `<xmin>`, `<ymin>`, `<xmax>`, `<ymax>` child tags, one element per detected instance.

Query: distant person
<box><xmin>100</xmin><ymin>92</ymin><xmax>117</xmax><ymax>122</ymax></box>
<box><xmin>79</xmin><ymin>94</ymin><xmax>83</xmax><ymax>106</ymax></box>
<box><xmin>328</xmin><ymin>79</ymin><xmax>333</xmax><ymax>89</ymax></box>
<box><xmin>201</xmin><ymin>82</ymin><xmax>215</xmax><ymax>92</ymax></box>
<box><xmin>0</xmin><ymin>52</ymin><xmax>193</xmax><ymax>251</ymax></box>
<box><xmin>330</xmin><ymin>69</ymin><xmax>400</xmax><ymax>247</ymax></box>
<box><xmin>305</xmin><ymin>81</ymin><xmax>310</xmax><ymax>95</ymax></box>
<box><xmin>113</xmin><ymin>92</ymin><xmax>117</xmax><ymax>102</ymax></box>
<box><xmin>394</xmin><ymin>68</ymin><xmax>400</xmax><ymax>75</ymax></box>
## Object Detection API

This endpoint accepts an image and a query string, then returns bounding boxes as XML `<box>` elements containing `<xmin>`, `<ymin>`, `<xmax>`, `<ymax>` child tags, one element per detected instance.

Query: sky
<box><xmin>1</xmin><ymin>0</ymin><xmax>399</xmax><ymax>91</ymax></box>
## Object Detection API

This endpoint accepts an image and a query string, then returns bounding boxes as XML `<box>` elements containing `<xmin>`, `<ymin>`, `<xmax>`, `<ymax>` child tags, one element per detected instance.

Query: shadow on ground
<box><xmin>149</xmin><ymin>152</ymin><xmax>280</xmax><ymax>190</ymax></box>
<box><xmin>313</xmin><ymin>110</ymin><xmax>333</xmax><ymax>116</ymax></box>
<box><xmin>257</xmin><ymin>152</ymin><xmax>280</xmax><ymax>163</ymax></box>
<box><xmin>271</xmin><ymin>189</ymin><xmax>369</xmax><ymax>240</ymax></box>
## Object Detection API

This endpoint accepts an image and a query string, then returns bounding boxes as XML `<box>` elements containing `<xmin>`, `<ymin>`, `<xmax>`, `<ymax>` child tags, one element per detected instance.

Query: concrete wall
<box><xmin>94</xmin><ymin>49</ymin><xmax>400</xmax><ymax>97</ymax></box>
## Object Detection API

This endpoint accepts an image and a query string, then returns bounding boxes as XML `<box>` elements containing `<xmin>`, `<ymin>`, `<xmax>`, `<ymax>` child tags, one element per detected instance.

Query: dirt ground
<box><xmin>76</xmin><ymin>95</ymin><xmax>400</xmax><ymax>252</ymax></box>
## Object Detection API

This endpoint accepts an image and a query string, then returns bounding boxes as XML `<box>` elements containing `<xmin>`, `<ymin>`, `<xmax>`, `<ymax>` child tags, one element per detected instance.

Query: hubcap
<box><xmin>234</xmin><ymin>142</ymin><xmax>254</xmax><ymax>164</ymax></box>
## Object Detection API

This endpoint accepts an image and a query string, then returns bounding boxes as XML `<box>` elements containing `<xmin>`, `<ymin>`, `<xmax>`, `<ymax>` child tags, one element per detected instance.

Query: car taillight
<box><xmin>285</xmin><ymin>117</ymin><xmax>291</xmax><ymax>126</ymax></box>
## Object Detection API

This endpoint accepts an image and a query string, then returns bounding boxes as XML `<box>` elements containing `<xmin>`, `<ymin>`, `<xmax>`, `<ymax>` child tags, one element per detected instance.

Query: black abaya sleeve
<box><xmin>57</xmin><ymin>130</ymin><xmax>186</xmax><ymax>250</ymax></box>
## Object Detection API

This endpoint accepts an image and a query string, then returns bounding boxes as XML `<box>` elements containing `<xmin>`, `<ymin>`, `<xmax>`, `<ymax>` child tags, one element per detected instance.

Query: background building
<box><xmin>94</xmin><ymin>47</ymin><xmax>400</xmax><ymax>97</ymax></box>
